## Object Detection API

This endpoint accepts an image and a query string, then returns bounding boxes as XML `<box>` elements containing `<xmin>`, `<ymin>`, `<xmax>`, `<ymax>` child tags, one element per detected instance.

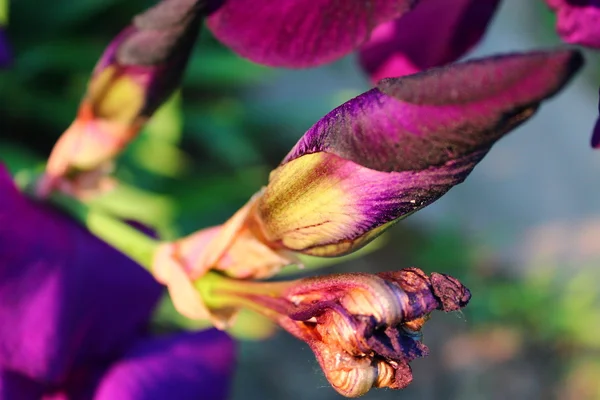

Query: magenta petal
<box><xmin>546</xmin><ymin>0</ymin><xmax>600</xmax><ymax>48</ymax></box>
<box><xmin>0</xmin><ymin>165</ymin><xmax>162</xmax><ymax>383</ymax></box>
<box><xmin>359</xmin><ymin>0</ymin><xmax>500</xmax><ymax>82</ymax></box>
<box><xmin>206</xmin><ymin>0</ymin><xmax>415</xmax><ymax>67</ymax></box>
<box><xmin>94</xmin><ymin>330</ymin><xmax>236</xmax><ymax>400</ymax></box>
<box><xmin>285</xmin><ymin>49</ymin><xmax>583</xmax><ymax>173</ymax></box>
<box><xmin>0</xmin><ymin>370</ymin><xmax>44</xmax><ymax>399</ymax></box>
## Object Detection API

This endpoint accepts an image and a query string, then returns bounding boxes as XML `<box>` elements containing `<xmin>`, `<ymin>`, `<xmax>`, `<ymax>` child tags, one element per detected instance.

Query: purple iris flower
<box><xmin>546</xmin><ymin>0</ymin><xmax>600</xmax><ymax>48</ymax></box>
<box><xmin>205</xmin><ymin>0</ymin><xmax>416</xmax><ymax>67</ymax></box>
<box><xmin>0</xmin><ymin>28</ymin><xmax>11</xmax><ymax>67</ymax></box>
<box><xmin>0</xmin><ymin>165</ymin><xmax>235</xmax><ymax>399</ymax></box>
<box><xmin>205</xmin><ymin>0</ymin><xmax>500</xmax><ymax>76</ymax></box>
<box><xmin>359</xmin><ymin>0</ymin><xmax>501</xmax><ymax>81</ymax></box>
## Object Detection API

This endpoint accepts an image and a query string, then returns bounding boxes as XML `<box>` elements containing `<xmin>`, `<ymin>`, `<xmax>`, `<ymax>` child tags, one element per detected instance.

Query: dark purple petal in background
<box><xmin>591</xmin><ymin>87</ymin><xmax>600</xmax><ymax>148</ymax></box>
<box><xmin>284</xmin><ymin>49</ymin><xmax>583</xmax><ymax>173</ymax></box>
<box><xmin>0</xmin><ymin>165</ymin><xmax>162</xmax><ymax>384</ymax></box>
<box><xmin>359</xmin><ymin>0</ymin><xmax>501</xmax><ymax>82</ymax></box>
<box><xmin>0</xmin><ymin>29</ymin><xmax>11</xmax><ymax>68</ymax></box>
<box><xmin>546</xmin><ymin>0</ymin><xmax>600</xmax><ymax>48</ymax></box>
<box><xmin>206</xmin><ymin>0</ymin><xmax>416</xmax><ymax>68</ymax></box>
<box><xmin>94</xmin><ymin>330</ymin><xmax>236</xmax><ymax>400</ymax></box>
<box><xmin>0</xmin><ymin>370</ymin><xmax>44</xmax><ymax>399</ymax></box>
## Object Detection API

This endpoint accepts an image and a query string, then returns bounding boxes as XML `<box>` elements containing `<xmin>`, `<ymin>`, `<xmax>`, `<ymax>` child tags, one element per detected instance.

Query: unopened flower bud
<box><xmin>38</xmin><ymin>0</ymin><xmax>204</xmax><ymax>197</ymax></box>
<box><xmin>168</xmin><ymin>49</ymin><xmax>583</xmax><ymax>282</ymax></box>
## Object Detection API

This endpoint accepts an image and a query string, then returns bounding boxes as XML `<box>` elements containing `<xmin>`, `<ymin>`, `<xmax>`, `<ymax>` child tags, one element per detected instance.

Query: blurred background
<box><xmin>1</xmin><ymin>0</ymin><xmax>600</xmax><ymax>398</ymax></box>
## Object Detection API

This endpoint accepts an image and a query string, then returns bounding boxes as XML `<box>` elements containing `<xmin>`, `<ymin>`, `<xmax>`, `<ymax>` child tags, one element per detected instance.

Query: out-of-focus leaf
<box><xmin>169</xmin><ymin>166</ymin><xmax>269</xmax><ymax>233</ymax></box>
<box><xmin>119</xmin><ymin>92</ymin><xmax>191</xmax><ymax>179</ymax></box>
<box><xmin>0</xmin><ymin>142</ymin><xmax>42</xmax><ymax>173</ymax></box>
<box><xmin>17</xmin><ymin>40</ymin><xmax>102</xmax><ymax>76</ymax></box>
<box><xmin>186</xmin><ymin>103</ymin><xmax>264</xmax><ymax>168</ymax></box>
<box><xmin>86</xmin><ymin>183</ymin><xmax>176</xmax><ymax>237</ymax></box>
<box><xmin>185</xmin><ymin>47</ymin><xmax>269</xmax><ymax>87</ymax></box>
<box><xmin>0</xmin><ymin>0</ymin><xmax>8</xmax><ymax>25</ymax></box>
<box><xmin>130</xmin><ymin>137</ymin><xmax>192</xmax><ymax>178</ymax></box>
<box><xmin>145</xmin><ymin>92</ymin><xmax>183</xmax><ymax>143</ymax></box>
<box><xmin>50</xmin><ymin>0</ymin><xmax>121</xmax><ymax>27</ymax></box>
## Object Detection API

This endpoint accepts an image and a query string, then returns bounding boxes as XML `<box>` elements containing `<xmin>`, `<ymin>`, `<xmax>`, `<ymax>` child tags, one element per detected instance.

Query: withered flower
<box><xmin>199</xmin><ymin>267</ymin><xmax>471</xmax><ymax>397</ymax></box>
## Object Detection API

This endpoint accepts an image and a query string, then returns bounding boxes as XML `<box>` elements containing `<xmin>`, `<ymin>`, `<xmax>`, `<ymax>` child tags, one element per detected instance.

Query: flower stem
<box><xmin>49</xmin><ymin>191</ymin><xmax>159</xmax><ymax>268</ymax></box>
<box><xmin>198</xmin><ymin>271</ymin><xmax>294</xmax><ymax>318</ymax></box>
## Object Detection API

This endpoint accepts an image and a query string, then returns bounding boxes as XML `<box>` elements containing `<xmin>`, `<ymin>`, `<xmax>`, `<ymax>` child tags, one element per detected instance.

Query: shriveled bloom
<box><xmin>197</xmin><ymin>267</ymin><xmax>470</xmax><ymax>397</ymax></box>
<box><xmin>0</xmin><ymin>164</ymin><xmax>235</xmax><ymax>399</ymax></box>
<box><xmin>153</xmin><ymin>49</ymin><xmax>583</xmax><ymax>303</ymax></box>
<box><xmin>38</xmin><ymin>0</ymin><xmax>204</xmax><ymax>197</ymax></box>
<box><xmin>546</xmin><ymin>0</ymin><xmax>600</xmax><ymax>48</ymax></box>
<box><xmin>359</xmin><ymin>0</ymin><xmax>501</xmax><ymax>82</ymax></box>
<box><xmin>206</xmin><ymin>0</ymin><xmax>416</xmax><ymax>68</ymax></box>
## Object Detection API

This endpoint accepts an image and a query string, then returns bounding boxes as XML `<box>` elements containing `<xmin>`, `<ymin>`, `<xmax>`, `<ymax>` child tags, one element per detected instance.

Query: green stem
<box><xmin>48</xmin><ymin>192</ymin><xmax>159</xmax><ymax>269</ymax></box>
<box><xmin>197</xmin><ymin>271</ymin><xmax>294</xmax><ymax>318</ymax></box>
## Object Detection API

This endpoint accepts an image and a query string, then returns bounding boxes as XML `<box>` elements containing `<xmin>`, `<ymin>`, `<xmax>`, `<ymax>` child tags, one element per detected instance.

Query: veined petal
<box><xmin>359</xmin><ymin>0</ymin><xmax>500</xmax><ymax>82</ymax></box>
<box><xmin>258</xmin><ymin>49</ymin><xmax>582</xmax><ymax>255</ymax></box>
<box><xmin>93</xmin><ymin>330</ymin><xmax>236</xmax><ymax>400</ymax></box>
<box><xmin>206</xmin><ymin>0</ymin><xmax>416</xmax><ymax>68</ymax></box>
<box><xmin>0</xmin><ymin>165</ymin><xmax>162</xmax><ymax>383</ymax></box>
<box><xmin>258</xmin><ymin>150</ymin><xmax>482</xmax><ymax>255</ymax></box>
<box><xmin>546</xmin><ymin>0</ymin><xmax>600</xmax><ymax>49</ymax></box>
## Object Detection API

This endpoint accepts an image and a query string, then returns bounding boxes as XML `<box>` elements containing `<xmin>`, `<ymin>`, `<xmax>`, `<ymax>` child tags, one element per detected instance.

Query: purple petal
<box><xmin>359</xmin><ymin>0</ymin><xmax>500</xmax><ymax>82</ymax></box>
<box><xmin>258</xmin><ymin>50</ymin><xmax>583</xmax><ymax>256</ymax></box>
<box><xmin>206</xmin><ymin>0</ymin><xmax>416</xmax><ymax>68</ymax></box>
<box><xmin>285</xmin><ymin>49</ymin><xmax>583</xmax><ymax>172</ymax></box>
<box><xmin>93</xmin><ymin>330</ymin><xmax>236</xmax><ymax>400</ymax></box>
<box><xmin>0</xmin><ymin>165</ymin><xmax>162</xmax><ymax>383</ymax></box>
<box><xmin>0</xmin><ymin>370</ymin><xmax>44</xmax><ymax>399</ymax></box>
<box><xmin>592</xmin><ymin>87</ymin><xmax>600</xmax><ymax>148</ymax></box>
<box><xmin>258</xmin><ymin>150</ymin><xmax>486</xmax><ymax>255</ymax></box>
<box><xmin>0</xmin><ymin>29</ymin><xmax>12</xmax><ymax>68</ymax></box>
<box><xmin>546</xmin><ymin>0</ymin><xmax>600</xmax><ymax>48</ymax></box>
<box><xmin>92</xmin><ymin>0</ymin><xmax>203</xmax><ymax>118</ymax></box>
